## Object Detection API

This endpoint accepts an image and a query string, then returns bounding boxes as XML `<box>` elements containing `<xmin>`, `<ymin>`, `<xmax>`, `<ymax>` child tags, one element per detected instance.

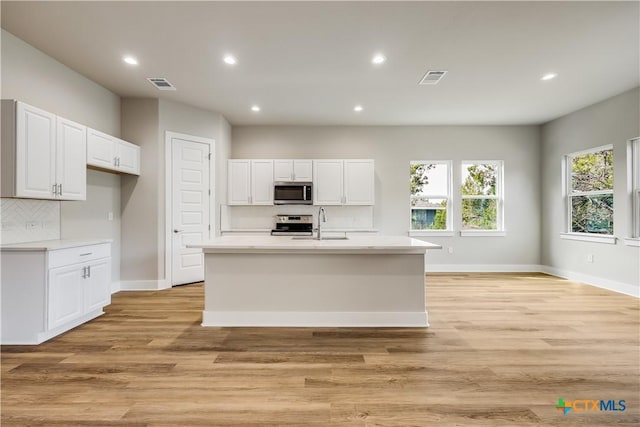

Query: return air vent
<box><xmin>419</xmin><ymin>70</ymin><xmax>447</xmax><ymax>85</ymax></box>
<box><xmin>147</xmin><ymin>77</ymin><xmax>176</xmax><ymax>91</ymax></box>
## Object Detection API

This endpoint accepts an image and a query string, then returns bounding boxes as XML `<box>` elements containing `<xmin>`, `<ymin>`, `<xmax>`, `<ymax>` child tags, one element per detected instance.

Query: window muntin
<box><xmin>410</xmin><ymin>161</ymin><xmax>451</xmax><ymax>231</ymax></box>
<box><xmin>461</xmin><ymin>161</ymin><xmax>503</xmax><ymax>231</ymax></box>
<box><xmin>566</xmin><ymin>146</ymin><xmax>614</xmax><ymax>235</ymax></box>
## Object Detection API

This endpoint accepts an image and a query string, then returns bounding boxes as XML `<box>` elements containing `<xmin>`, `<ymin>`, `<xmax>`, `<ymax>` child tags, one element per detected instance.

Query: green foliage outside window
<box><xmin>569</xmin><ymin>149</ymin><xmax>613</xmax><ymax>234</ymax></box>
<box><xmin>461</xmin><ymin>164</ymin><xmax>499</xmax><ymax>230</ymax></box>
<box><xmin>410</xmin><ymin>163</ymin><xmax>447</xmax><ymax>230</ymax></box>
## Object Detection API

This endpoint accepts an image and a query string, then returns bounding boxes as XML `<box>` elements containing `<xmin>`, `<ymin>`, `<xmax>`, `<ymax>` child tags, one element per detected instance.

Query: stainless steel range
<box><xmin>270</xmin><ymin>215</ymin><xmax>313</xmax><ymax>236</ymax></box>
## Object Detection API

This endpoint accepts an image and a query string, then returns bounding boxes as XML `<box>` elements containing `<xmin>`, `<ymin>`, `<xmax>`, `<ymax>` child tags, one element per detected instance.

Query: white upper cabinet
<box><xmin>1</xmin><ymin>100</ymin><xmax>86</xmax><ymax>200</ymax></box>
<box><xmin>313</xmin><ymin>160</ymin><xmax>344</xmax><ymax>205</ymax></box>
<box><xmin>313</xmin><ymin>159</ymin><xmax>375</xmax><ymax>206</ymax></box>
<box><xmin>56</xmin><ymin>117</ymin><xmax>87</xmax><ymax>201</ymax></box>
<box><xmin>344</xmin><ymin>159</ymin><xmax>375</xmax><ymax>205</ymax></box>
<box><xmin>274</xmin><ymin>159</ymin><xmax>313</xmax><ymax>182</ymax></box>
<box><xmin>228</xmin><ymin>159</ymin><xmax>274</xmax><ymax>205</ymax></box>
<box><xmin>115</xmin><ymin>138</ymin><xmax>140</xmax><ymax>175</ymax></box>
<box><xmin>86</xmin><ymin>128</ymin><xmax>115</xmax><ymax>169</ymax></box>
<box><xmin>228</xmin><ymin>160</ymin><xmax>252</xmax><ymax>205</ymax></box>
<box><xmin>87</xmin><ymin>129</ymin><xmax>140</xmax><ymax>175</ymax></box>
<box><xmin>251</xmin><ymin>160</ymin><xmax>274</xmax><ymax>205</ymax></box>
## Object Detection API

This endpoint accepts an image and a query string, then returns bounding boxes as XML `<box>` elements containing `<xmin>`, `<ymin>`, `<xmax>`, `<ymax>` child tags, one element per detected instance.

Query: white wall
<box><xmin>120</xmin><ymin>99</ymin><xmax>159</xmax><ymax>283</ymax></box>
<box><xmin>119</xmin><ymin>98</ymin><xmax>231</xmax><ymax>286</ymax></box>
<box><xmin>232</xmin><ymin>125</ymin><xmax>541</xmax><ymax>268</ymax></box>
<box><xmin>1</xmin><ymin>29</ymin><xmax>122</xmax><ymax>282</ymax></box>
<box><xmin>541</xmin><ymin>87</ymin><xmax>640</xmax><ymax>295</ymax></box>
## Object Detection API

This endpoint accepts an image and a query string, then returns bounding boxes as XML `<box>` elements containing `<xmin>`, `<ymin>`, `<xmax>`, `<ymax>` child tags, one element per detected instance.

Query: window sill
<box><xmin>409</xmin><ymin>230</ymin><xmax>455</xmax><ymax>237</ymax></box>
<box><xmin>460</xmin><ymin>230</ymin><xmax>506</xmax><ymax>237</ymax></box>
<box><xmin>624</xmin><ymin>238</ymin><xmax>640</xmax><ymax>247</ymax></box>
<box><xmin>560</xmin><ymin>233</ymin><xmax>617</xmax><ymax>244</ymax></box>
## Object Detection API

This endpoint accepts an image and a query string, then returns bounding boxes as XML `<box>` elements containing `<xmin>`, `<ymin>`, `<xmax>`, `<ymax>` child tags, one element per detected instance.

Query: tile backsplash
<box><xmin>0</xmin><ymin>198</ymin><xmax>61</xmax><ymax>244</ymax></box>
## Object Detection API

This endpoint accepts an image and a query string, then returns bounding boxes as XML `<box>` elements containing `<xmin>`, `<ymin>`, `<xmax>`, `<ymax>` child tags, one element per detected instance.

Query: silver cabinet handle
<box><xmin>114</xmin><ymin>157</ymin><xmax>118</xmax><ymax>167</ymax></box>
<box><xmin>79</xmin><ymin>252</ymin><xmax>92</xmax><ymax>257</ymax></box>
<box><xmin>52</xmin><ymin>184</ymin><xmax>57</xmax><ymax>195</ymax></box>
<box><xmin>87</xmin><ymin>265</ymin><xmax>91</xmax><ymax>278</ymax></box>
<box><xmin>58</xmin><ymin>184</ymin><xmax>62</xmax><ymax>195</ymax></box>
<box><xmin>173</xmin><ymin>229</ymin><xmax>183</xmax><ymax>233</ymax></box>
<box><xmin>81</xmin><ymin>266</ymin><xmax>87</xmax><ymax>279</ymax></box>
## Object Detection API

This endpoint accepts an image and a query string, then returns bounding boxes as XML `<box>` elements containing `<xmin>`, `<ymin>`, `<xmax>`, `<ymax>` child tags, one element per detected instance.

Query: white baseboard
<box><xmin>541</xmin><ymin>266</ymin><xmax>640</xmax><ymax>298</ymax></box>
<box><xmin>202</xmin><ymin>310</ymin><xmax>429</xmax><ymax>327</ymax></box>
<box><xmin>427</xmin><ymin>264</ymin><xmax>543</xmax><ymax>273</ymax></box>
<box><xmin>111</xmin><ymin>281</ymin><xmax>121</xmax><ymax>294</ymax></box>
<box><xmin>119</xmin><ymin>279</ymin><xmax>170</xmax><ymax>291</ymax></box>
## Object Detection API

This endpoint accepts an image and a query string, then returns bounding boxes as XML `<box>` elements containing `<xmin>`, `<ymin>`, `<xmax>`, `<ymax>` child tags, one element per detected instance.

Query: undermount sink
<box><xmin>291</xmin><ymin>236</ymin><xmax>349</xmax><ymax>240</ymax></box>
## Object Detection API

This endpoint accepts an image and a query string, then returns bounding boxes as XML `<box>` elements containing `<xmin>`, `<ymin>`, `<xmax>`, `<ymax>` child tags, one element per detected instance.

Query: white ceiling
<box><xmin>1</xmin><ymin>1</ymin><xmax>638</xmax><ymax>126</ymax></box>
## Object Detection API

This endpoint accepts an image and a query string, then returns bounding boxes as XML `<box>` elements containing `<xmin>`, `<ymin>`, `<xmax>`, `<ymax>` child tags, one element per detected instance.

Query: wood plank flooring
<box><xmin>2</xmin><ymin>273</ymin><xmax>639</xmax><ymax>426</ymax></box>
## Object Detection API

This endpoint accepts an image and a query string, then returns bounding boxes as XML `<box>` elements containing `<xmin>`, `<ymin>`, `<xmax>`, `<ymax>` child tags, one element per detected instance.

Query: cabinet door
<box><xmin>15</xmin><ymin>102</ymin><xmax>56</xmax><ymax>199</ymax></box>
<box><xmin>227</xmin><ymin>160</ymin><xmax>251</xmax><ymax>205</ymax></box>
<box><xmin>87</xmin><ymin>128</ymin><xmax>116</xmax><ymax>169</ymax></box>
<box><xmin>48</xmin><ymin>264</ymin><xmax>84</xmax><ymax>329</ymax></box>
<box><xmin>251</xmin><ymin>160</ymin><xmax>274</xmax><ymax>205</ymax></box>
<box><xmin>56</xmin><ymin>117</ymin><xmax>87</xmax><ymax>200</ymax></box>
<box><xmin>313</xmin><ymin>160</ymin><xmax>344</xmax><ymax>205</ymax></box>
<box><xmin>344</xmin><ymin>160</ymin><xmax>375</xmax><ymax>205</ymax></box>
<box><xmin>85</xmin><ymin>258</ymin><xmax>111</xmax><ymax>313</ymax></box>
<box><xmin>116</xmin><ymin>139</ymin><xmax>140</xmax><ymax>175</ymax></box>
<box><xmin>293</xmin><ymin>160</ymin><xmax>313</xmax><ymax>182</ymax></box>
<box><xmin>273</xmin><ymin>160</ymin><xmax>293</xmax><ymax>181</ymax></box>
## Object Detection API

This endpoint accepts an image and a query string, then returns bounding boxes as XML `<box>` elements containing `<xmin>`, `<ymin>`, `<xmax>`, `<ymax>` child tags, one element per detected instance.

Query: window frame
<box><xmin>460</xmin><ymin>160</ymin><xmax>505</xmax><ymax>236</ymax></box>
<box><xmin>625</xmin><ymin>138</ymin><xmax>640</xmax><ymax>246</ymax></box>
<box><xmin>409</xmin><ymin>160</ymin><xmax>454</xmax><ymax>236</ymax></box>
<box><xmin>561</xmin><ymin>144</ymin><xmax>616</xmax><ymax>244</ymax></box>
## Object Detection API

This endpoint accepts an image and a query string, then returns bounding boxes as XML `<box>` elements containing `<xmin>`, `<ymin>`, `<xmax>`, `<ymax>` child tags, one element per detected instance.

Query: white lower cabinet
<box><xmin>48</xmin><ymin>264</ymin><xmax>86</xmax><ymax>329</ymax></box>
<box><xmin>1</xmin><ymin>242</ymin><xmax>111</xmax><ymax>344</ymax></box>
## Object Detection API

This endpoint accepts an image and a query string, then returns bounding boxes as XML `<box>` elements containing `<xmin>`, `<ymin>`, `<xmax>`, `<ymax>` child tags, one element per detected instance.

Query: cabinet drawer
<box><xmin>48</xmin><ymin>243</ymin><xmax>111</xmax><ymax>268</ymax></box>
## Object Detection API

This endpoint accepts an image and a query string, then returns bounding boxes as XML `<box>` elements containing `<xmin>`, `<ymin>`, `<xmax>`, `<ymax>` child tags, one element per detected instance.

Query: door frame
<box><xmin>164</xmin><ymin>131</ymin><xmax>215</xmax><ymax>286</ymax></box>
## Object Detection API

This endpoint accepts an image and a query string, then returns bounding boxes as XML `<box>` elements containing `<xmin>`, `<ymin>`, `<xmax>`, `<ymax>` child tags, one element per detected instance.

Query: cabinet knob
<box><xmin>173</xmin><ymin>229</ymin><xmax>183</xmax><ymax>234</ymax></box>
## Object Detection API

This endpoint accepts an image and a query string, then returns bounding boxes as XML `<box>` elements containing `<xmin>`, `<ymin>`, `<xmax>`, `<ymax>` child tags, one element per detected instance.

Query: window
<box><xmin>461</xmin><ymin>161</ymin><xmax>504</xmax><ymax>233</ymax></box>
<box><xmin>409</xmin><ymin>161</ymin><xmax>452</xmax><ymax>235</ymax></box>
<box><xmin>628</xmin><ymin>138</ymin><xmax>640</xmax><ymax>244</ymax></box>
<box><xmin>564</xmin><ymin>146</ymin><xmax>614</xmax><ymax>237</ymax></box>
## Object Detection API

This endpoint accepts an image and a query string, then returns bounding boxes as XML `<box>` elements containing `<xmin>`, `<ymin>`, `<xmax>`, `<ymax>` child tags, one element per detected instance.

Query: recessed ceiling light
<box><xmin>541</xmin><ymin>73</ymin><xmax>557</xmax><ymax>81</ymax></box>
<box><xmin>123</xmin><ymin>56</ymin><xmax>138</xmax><ymax>66</ymax></box>
<box><xmin>223</xmin><ymin>55</ymin><xmax>237</xmax><ymax>65</ymax></box>
<box><xmin>372</xmin><ymin>54</ymin><xmax>386</xmax><ymax>65</ymax></box>
<box><xmin>354</xmin><ymin>105</ymin><xmax>363</xmax><ymax>112</ymax></box>
<box><xmin>251</xmin><ymin>105</ymin><xmax>260</xmax><ymax>112</ymax></box>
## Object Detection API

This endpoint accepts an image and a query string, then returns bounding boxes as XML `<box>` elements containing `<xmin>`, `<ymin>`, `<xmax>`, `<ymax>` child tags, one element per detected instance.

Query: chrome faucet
<box><xmin>317</xmin><ymin>206</ymin><xmax>327</xmax><ymax>240</ymax></box>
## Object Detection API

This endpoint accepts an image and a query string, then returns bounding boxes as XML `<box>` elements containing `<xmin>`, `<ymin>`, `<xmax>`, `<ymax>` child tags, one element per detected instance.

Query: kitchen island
<box><xmin>190</xmin><ymin>236</ymin><xmax>440</xmax><ymax>327</ymax></box>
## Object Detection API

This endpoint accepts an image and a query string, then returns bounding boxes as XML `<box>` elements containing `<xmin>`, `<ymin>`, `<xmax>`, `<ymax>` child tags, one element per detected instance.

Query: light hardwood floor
<box><xmin>2</xmin><ymin>273</ymin><xmax>639</xmax><ymax>426</ymax></box>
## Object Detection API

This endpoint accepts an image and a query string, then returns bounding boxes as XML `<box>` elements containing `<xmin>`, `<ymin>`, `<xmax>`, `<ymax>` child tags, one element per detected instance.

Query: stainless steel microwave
<box><xmin>273</xmin><ymin>182</ymin><xmax>313</xmax><ymax>205</ymax></box>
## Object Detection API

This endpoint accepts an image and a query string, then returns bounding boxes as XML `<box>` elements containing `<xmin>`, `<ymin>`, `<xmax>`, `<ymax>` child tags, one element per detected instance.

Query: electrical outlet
<box><xmin>108</xmin><ymin>212</ymin><xmax>114</xmax><ymax>221</ymax></box>
<box><xmin>448</xmin><ymin>247</ymin><xmax>454</xmax><ymax>254</ymax></box>
<box><xmin>26</xmin><ymin>221</ymin><xmax>39</xmax><ymax>230</ymax></box>
<box><xmin>587</xmin><ymin>254</ymin><xmax>594</xmax><ymax>263</ymax></box>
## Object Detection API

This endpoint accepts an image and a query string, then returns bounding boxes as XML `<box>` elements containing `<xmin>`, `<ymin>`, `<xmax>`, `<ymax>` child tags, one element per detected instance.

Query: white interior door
<box><xmin>171</xmin><ymin>137</ymin><xmax>211</xmax><ymax>286</ymax></box>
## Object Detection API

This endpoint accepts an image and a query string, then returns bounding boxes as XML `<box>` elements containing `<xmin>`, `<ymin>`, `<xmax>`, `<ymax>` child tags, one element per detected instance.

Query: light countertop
<box><xmin>189</xmin><ymin>235</ymin><xmax>441</xmax><ymax>254</ymax></box>
<box><xmin>1</xmin><ymin>238</ymin><xmax>113</xmax><ymax>251</ymax></box>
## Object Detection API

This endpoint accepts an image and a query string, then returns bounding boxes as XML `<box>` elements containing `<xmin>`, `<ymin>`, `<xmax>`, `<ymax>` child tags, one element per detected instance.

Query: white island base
<box><xmin>193</xmin><ymin>236</ymin><xmax>440</xmax><ymax>327</ymax></box>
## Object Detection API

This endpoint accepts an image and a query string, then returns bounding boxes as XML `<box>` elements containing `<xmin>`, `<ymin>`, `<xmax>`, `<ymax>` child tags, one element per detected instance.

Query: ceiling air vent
<box><xmin>419</xmin><ymin>70</ymin><xmax>447</xmax><ymax>85</ymax></box>
<box><xmin>147</xmin><ymin>77</ymin><xmax>176</xmax><ymax>91</ymax></box>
